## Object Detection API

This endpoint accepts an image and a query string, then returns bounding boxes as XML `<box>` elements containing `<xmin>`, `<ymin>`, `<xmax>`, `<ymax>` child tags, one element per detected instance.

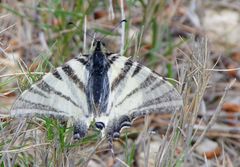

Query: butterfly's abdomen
<box><xmin>86</xmin><ymin>51</ymin><xmax>110</xmax><ymax>116</ymax></box>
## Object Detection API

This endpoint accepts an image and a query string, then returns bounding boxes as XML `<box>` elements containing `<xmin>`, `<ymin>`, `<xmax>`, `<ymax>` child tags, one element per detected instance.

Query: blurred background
<box><xmin>0</xmin><ymin>0</ymin><xmax>240</xmax><ymax>166</ymax></box>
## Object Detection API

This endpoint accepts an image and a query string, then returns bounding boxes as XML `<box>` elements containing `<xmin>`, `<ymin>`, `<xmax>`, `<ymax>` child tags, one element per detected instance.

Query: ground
<box><xmin>0</xmin><ymin>1</ymin><xmax>240</xmax><ymax>167</ymax></box>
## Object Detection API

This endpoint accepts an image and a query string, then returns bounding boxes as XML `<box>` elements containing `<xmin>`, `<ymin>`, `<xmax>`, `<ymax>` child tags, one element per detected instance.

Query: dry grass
<box><xmin>1</xmin><ymin>1</ymin><xmax>240</xmax><ymax>167</ymax></box>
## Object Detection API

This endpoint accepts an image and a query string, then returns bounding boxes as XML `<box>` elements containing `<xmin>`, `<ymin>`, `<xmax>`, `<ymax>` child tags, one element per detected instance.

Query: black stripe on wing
<box><xmin>132</xmin><ymin>89</ymin><xmax>178</xmax><ymax>110</ymax></box>
<box><xmin>37</xmin><ymin>80</ymin><xmax>81</xmax><ymax>109</ymax></box>
<box><xmin>29</xmin><ymin>87</ymin><xmax>48</xmax><ymax>98</ymax></box>
<box><xmin>52</xmin><ymin>70</ymin><xmax>62</xmax><ymax>80</ymax></box>
<box><xmin>108</xmin><ymin>55</ymin><xmax>119</xmax><ymax>64</ymax></box>
<box><xmin>74</xmin><ymin>57</ymin><xmax>88</xmax><ymax>65</ymax></box>
<box><xmin>131</xmin><ymin>64</ymin><xmax>142</xmax><ymax>77</ymax></box>
<box><xmin>111</xmin><ymin>60</ymin><xmax>133</xmax><ymax>91</ymax></box>
<box><xmin>129</xmin><ymin>105</ymin><xmax>179</xmax><ymax>121</ymax></box>
<box><xmin>15</xmin><ymin>98</ymin><xmax>65</xmax><ymax>113</ymax></box>
<box><xmin>62</xmin><ymin>64</ymin><xmax>86</xmax><ymax>92</ymax></box>
<box><xmin>148</xmin><ymin>80</ymin><xmax>165</xmax><ymax>92</ymax></box>
<box><xmin>116</xmin><ymin>74</ymin><xmax>157</xmax><ymax>107</ymax></box>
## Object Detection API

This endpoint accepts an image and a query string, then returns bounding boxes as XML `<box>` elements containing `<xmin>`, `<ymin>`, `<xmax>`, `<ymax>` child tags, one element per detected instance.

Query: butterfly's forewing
<box><xmin>104</xmin><ymin>54</ymin><xmax>183</xmax><ymax>138</ymax></box>
<box><xmin>11</xmin><ymin>55</ymin><xmax>91</xmax><ymax>127</ymax></box>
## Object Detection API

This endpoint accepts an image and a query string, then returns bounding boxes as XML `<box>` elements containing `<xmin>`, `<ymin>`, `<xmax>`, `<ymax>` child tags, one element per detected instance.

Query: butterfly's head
<box><xmin>93</xmin><ymin>40</ymin><xmax>106</xmax><ymax>52</ymax></box>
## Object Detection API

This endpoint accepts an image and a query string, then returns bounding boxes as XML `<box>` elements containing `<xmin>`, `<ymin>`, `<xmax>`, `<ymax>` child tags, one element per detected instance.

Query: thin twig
<box><xmin>0</xmin><ymin>72</ymin><xmax>45</xmax><ymax>78</ymax></box>
<box><xmin>190</xmin><ymin>79</ymin><xmax>236</xmax><ymax>152</ymax></box>
<box><xmin>206</xmin><ymin>67</ymin><xmax>240</xmax><ymax>72</ymax></box>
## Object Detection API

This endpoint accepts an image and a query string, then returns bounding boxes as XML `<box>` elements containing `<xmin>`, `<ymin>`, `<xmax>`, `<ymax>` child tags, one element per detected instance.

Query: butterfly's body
<box><xmin>11</xmin><ymin>41</ymin><xmax>183</xmax><ymax>140</ymax></box>
<box><xmin>86</xmin><ymin>42</ymin><xmax>110</xmax><ymax>117</ymax></box>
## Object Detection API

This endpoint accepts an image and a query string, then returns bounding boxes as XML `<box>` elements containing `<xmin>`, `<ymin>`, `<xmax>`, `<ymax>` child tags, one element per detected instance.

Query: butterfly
<box><xmin>11</xmin><ymin>40</ymin><xmax>183</xmax><ymax>141</ymax></box>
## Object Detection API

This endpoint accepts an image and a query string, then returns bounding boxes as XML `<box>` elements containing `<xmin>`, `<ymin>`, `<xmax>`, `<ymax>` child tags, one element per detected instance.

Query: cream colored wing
<box><xmin>11</xmin><ymin>55</ymin><xmax>91</xmax><ymax>126</ymax></box>
<box><xmin>103</xmin><ymin>54</ymin><xmax>182</xmax><ymax>138</ymax></box>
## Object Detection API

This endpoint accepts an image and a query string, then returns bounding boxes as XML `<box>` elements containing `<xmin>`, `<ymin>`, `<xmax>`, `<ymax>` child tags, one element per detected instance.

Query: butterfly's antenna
<box><xmin>67</xmin><ymin>21</ymin><xmax>96</xmax><ymax>41</ymax></box>
<box><xmin>99</xmin><ymin>19</ymin><xmax>127</xmax><ymax>42</ymax></box>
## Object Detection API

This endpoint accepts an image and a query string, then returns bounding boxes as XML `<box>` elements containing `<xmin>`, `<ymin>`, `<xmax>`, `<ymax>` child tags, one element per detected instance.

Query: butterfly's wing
<box><xmin>104</xmin><ymin>54</ymin><xmax>183</xmax><ymax>138</ymax></box>
<box><xmin>11</xmin><ymin>55</ymin><xmax>91</xmax><ymax>138</ymax></box>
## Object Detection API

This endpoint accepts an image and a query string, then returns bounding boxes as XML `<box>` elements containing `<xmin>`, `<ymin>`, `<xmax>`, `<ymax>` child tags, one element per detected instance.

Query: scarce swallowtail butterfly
<box><xmin>11</xmin><ymin>40</ymin><xmax>183</xmax><ymax>141</ymax></box>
